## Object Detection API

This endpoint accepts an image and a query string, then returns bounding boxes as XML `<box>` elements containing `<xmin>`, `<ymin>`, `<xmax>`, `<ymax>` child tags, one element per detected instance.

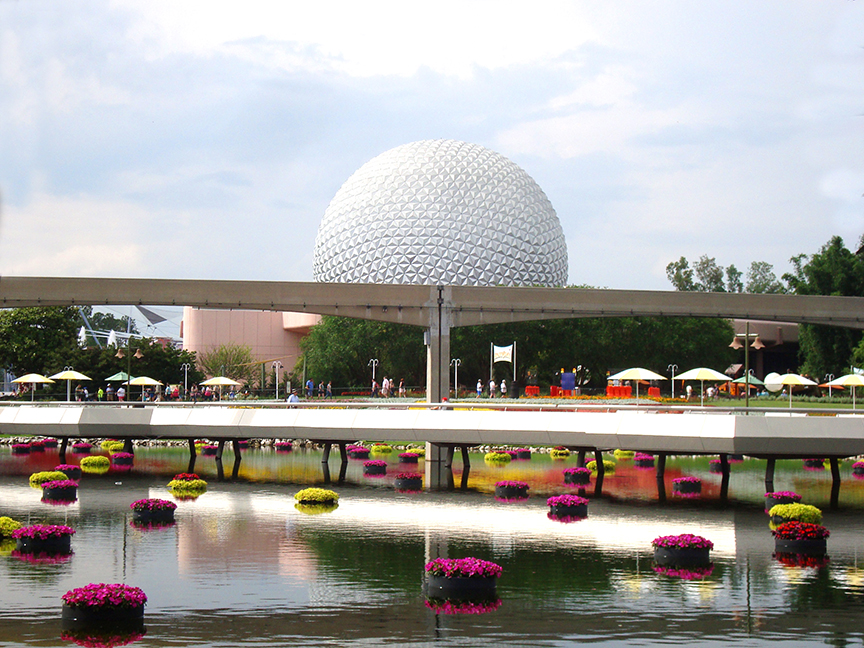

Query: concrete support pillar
<box><xmin>719</xmin><ymin>453</ymin><xmax>730</xmax><ymax>502</ymax></box>
<box><xmin>425</xmin><ymin>442</ymin><xmax>451</xmax><ymax>489</ymax></box>
<box><xmin>425</xmin><ymin>286</ymin><xmax>452</xmax><ymax>403</ymax></box>
<box><xmin>765</xmin><ymin>457</ymin><xmax>775</xmax><ymax>493</ymax></box>
<box><xmin>830</xmin><ymin>457</ymin><xmax>841</xmax><ymax>509</ymax></box>
<box><xmin>657</xmin><ymin>452</ymin><xmax>667</xmax><ymax>503</ymax></box>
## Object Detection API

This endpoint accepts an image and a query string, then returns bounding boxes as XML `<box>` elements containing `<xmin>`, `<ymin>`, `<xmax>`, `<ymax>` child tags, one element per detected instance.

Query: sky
<box><xmin>1</xmin><ymin>0</ymin><xmax>862</xmax><ymax>300</ymax></box>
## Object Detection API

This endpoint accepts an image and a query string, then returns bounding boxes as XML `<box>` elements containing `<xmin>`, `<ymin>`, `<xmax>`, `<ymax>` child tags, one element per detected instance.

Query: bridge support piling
<box><xmin>215</xmin><ymin>440</ymin><xmax>226</xmax><ymax>480</ymax></box>
<box><xmin>123</xmin><ymin>439</ymin><xmax>134</xmax><ymax>454</ymax></box>
<box><xmin>321</xmin><ymin>443</ymin><xmax>332</xmax><ymax>464</ymax></box>
<box><xmin>765</xmin><ymin>458</ymin><xmax>776</xmax><ymax>493</ymax></box>
<box><xmin>830</xmin><ymin>457</ymin><xmax>841</xmax><ymax>509</ymax></box>
<box><xmin>720</xmin><ymin>453</ymin><xmax>730</xmax><ymax>503</ymax></box>
<box><xmin>577</xmin><ymin>450</ymin><xmax>586</xmax><ymax>468</ymax></box>
<box><xmin>657</xmin><ymin>453</ymin><xmax>667</xmax><ymax>503</ymax></box>
<box><xmin>59</xmin><ymin>438</ymin><xmax>68</xmax><ymax>464</ymax></box>
<box><xmin>231</xmin><ymin>440</ymin><xmax>242</xmax><ymax>479</ymax></box>
<box><xmin>445</xmin><ymin>446</ymin><xmax>455</xmax><ymax>469</ymax></box>
<box><xmin>425</xmin><ymin>442</ymin><xmax>452</xmax><ymax>490</ymax></box>
<box><xmin>593</xmin><ymin>450</ymin><xmax>605</xmax><ymax>497</ymax></box>
<box><xmin>186</xmin><ymin>438</ymin><xmax>197</xmax><ymax>473</ymax></box>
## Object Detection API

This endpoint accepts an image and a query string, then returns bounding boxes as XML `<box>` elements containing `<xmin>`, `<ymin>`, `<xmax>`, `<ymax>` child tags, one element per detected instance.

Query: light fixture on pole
<box><xmin>180</xmin><ymin>363</ymin><xmax>191</xmax><ymax>399</ymax></box>
<box><xmin>272</xmin><ymin>361</ymin><xmax>283</xmax><ymax>400</ymax></box>
<box><xmin>450</xmin><ymin>358</ymin><xmax>461</xmax><ymax>397</ymax></box>
<box><xmin>824</xmin><ymin>373</ymin><xmax>834</xmax><ymax>398</ymax></box>
<box><xmin>667</xmin><ymin>364</ymin><xmax>678</xmax><ymax>399</ymax></box>
<box><xmin>729</xmin><ymin>322</ymin><xmax>760</xmax><ymax>409</ymax></box>
<box><xmin>368</xmin><ymin>358</ymin><xmax>379</xmax><ymax>382</ymax></box>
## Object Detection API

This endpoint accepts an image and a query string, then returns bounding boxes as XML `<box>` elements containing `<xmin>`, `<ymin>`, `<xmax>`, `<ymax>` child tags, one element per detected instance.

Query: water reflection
<box><xmin>1</xmin><ymin>447</ymin><xmax>864</xmax><ymax>646</ymax></box>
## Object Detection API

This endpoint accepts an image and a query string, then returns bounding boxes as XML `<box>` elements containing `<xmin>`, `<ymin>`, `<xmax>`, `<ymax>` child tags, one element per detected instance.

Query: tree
<box><xmin>783</xmin><ymin>235</ymin><xmax>864</xmax><ymax>376</ymax></box>
<box><xmin>197</xmin><ymin>343</ymin><xmax>259</xmax><ymax>385</ymax></box>
<box><xmin>693</xmin><ymin>255</ymin><xmax>726</xmax><ymax>292</ymax></box>
<box><xmin>0</xmin><ymin>307</ymin><xmax>79</xmax><ymax>375</ymax></box>
<box><xmin>665</xmin><ymin>257</ymin><xmax>695</xmax><ymax>291</ymax></box>
<box><xmin>725</xmin><ymin>265</ymin><xmax>743</xmax><ymax>293</ymax></box>
<box><xmin>745</xmin><ymin>261</ymin><xmax>786</xmax><ymax>294</ymax></box>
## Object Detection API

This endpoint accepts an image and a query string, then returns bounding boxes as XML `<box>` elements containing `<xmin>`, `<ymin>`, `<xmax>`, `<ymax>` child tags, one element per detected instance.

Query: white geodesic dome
<box><xmin>313</xmin><ymin>139</ymin><xmax>568</xmax><ymax>286</ymax></box>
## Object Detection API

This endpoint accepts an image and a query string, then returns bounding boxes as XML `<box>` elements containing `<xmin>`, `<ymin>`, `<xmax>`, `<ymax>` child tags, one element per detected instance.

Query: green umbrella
<box><xmin>105</xmin><ymin>372</ymin><xmax>130</xmax><ymax>382</ymax></box>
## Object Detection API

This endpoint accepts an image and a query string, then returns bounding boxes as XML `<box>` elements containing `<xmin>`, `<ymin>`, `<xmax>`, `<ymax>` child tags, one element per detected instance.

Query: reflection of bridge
<box><xmin>2</xmin><ymin>276</ymin><xmax>863</xmax><ymax>402</ymax></box>
<box><xmin>3</xmin><ymin>401</ymin><xmax>862</xmax><ymax>503</ymax></box>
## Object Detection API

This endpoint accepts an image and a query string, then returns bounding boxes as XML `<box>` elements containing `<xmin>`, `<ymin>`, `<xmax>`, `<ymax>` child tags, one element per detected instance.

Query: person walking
<box><xmin>306</xmin><ymin>379</ymin><xmax>314</xmax><ymax>399</ymax></box>
<box><xmin>326</xmin><ymin>381</ymin><xmax>333</xmax><ymax>399</ymax></box>
<box><xmin>489</xmin><ymin>379</ymin><xmax>497</xmax><ymax>398</ymax></box>
<box><xmin>476</xmin><ymin>379</ymin><xmax>483</xmax><ymax>398</ymax></box>
<box><xmin>500</xmin><ymin>379</ymin><xmax>507</xmax><ymax>397</ymax></box>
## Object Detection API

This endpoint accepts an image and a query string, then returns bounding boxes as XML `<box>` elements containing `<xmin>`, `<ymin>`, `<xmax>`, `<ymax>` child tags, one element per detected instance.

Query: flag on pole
<box><xmin>493</xmin><ymin>344</ymin><xmax>513</xmax><ymax>364</ymax></box>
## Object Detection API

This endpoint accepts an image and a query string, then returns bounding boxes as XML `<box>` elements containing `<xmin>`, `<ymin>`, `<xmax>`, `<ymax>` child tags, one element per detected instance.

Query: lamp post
<box><xmin>272</xmin><ymin>361</ymin><xmax>283</xmax><ymax>400</ymax></box>
<box><xmin>730</xmin><ymin>322</ymin><xmax>761</xmax><ymax>409</ymax></box>
<box><xmin>450</xmin><ymin>358</ymin><xmax>461</xmax><ymax>398</ymax></box>
<box><xmin>667</xmin><ymin>364</ymin><xmax>678</xmax><ymax>400</ymax></box>
<box><xmin>180</xmin><ymin>363</ymin><xmax>191</xmax><ymax>399</ymax></box>
<box><xmin>368</xmin><ymin>358</ymin><xmax>379</xmax><ymax>382</ymax></box>
<box><xmin>115</xmin><ymin>337</ymin><xmax>143</xmax><ymax>403</ymax></box>
<box><xmin>825</xmin><ymin>373</ymin><xmax>834</xmax><ymax>399</ymax></box>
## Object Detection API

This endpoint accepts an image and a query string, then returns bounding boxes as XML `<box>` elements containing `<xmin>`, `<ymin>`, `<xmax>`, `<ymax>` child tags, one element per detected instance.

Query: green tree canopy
<box><xmin>0</xmin><ymin>307</ymin><xmax>80</xmax><ymax>375</ymax></box>
<box><xmin>197</xmin><ymin>343</ymin><xmax>258</xmax><ymax>384</ymax></box>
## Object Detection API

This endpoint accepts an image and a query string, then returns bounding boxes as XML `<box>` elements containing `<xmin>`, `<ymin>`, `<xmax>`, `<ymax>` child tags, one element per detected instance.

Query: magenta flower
<box><xmin>672</xmin><ymin>476</ymin><xmax>701</xmax><ymax>484</ymax></box>
<box><xmin>130</xmin><ymin>498</ymin><xmax>177</xmax><ymax>512</ymax></box>
<box><xmin>495</xmin><ymin>480</ymin><xmax>529</xmax><ymax>489</ymax></box>
<box><xmin>425</xmin><ymin>557</ymin><xmax>502</xmax><ymax>579</ymax></box>
<box><xmin>41</xmin><ymin>480</ymin><xmax>78</xmax><ymax>489</ymax></box>
<box><xmin>395</xmin><ymin>472</ymin><xmax>422</xmax><ymax>480</ymax></box>
<box><xmin>363</xmin><ymin>460</ymin><xmax>388</xmax><ymax>467</ymax></box>
<box><xmin>652</xmin><ymin>533</ymin><xmax>714</xmax><ymax>550</ymax></box>
<box><xmin>62</xmin><ymin>583</ymin><xmax>147</xmax><ymax>609</ymax></box>
<box><xmin>562</xmin><ymin>467</ymin><xmax>591</xmax><ymax>475</ymax></box>
<box><xmin>12</xmin><ymin>524</ymin><xmax>75</xmax><ymax>539</ymax></box>
<box><xmin>766</xmin><ymin>491</ymin><xmax>801</xmax><ymax>501</ymax></box>
<box><xmin>547</xmin><ymin>494</ymin><xmax>588</xmax><ymax>507</ymax></box>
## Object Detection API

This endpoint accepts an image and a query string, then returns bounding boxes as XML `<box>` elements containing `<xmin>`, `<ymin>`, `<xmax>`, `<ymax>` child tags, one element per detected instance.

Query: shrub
<box><xmin>80</xmin><ymin>456</ymin><xmax>110</xmax><ymax>468</ymax></box>
<box><xmin>550</xmin><ymin>448</ymin><xmax>571</xmax><ymax>459</ymax></box>
<box><xmin>167</xmin><ymin>479</ymin><xmax>208</xmax><ymax>493</ymax></box>
<box><xmin>769</xmin><ymin>503</ymin><xmax>822</xmax><ymax>524</ymax></box>
<box><xmin>370</xmin><ymin>443</ymin><xmax>393</xmax><ymax>454</ymax></box>
<box><xmin>613</xmin><ymin>449</ymin><xmax>635</xmax><ymax>459</ymax></box>
<box><xmin>29</xmin><ymin>471</ymin><xmax>71</xmax><ymax>488</ymax></box>
<box><xmin>484</xmin><ymin>452</ymin><xmax>511</xmax><ymax>463</ymax></box>
<box><xmin>294</xmin><ymin>488</ymin><xmax>338</xmax><ymax>503</ymax></box>
<box><xmin>0</xmin><ymin>516</ymin><xmax>23</xmax><ymax>538</ymax></box>
<box><xmin>101</xmin><ymin>440</ymin><xmax>126</xmax><ymax>453</ymax></box>
<box><xmin>586</xmin><ymin>459</ymin><xmax>616</xmax><ymax>473</ymax></box>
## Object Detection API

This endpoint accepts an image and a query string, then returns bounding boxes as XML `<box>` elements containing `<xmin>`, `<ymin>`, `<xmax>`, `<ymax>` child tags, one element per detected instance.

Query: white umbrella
<box><xmin>200</xmin><ymin>376</ymin><xmax>241</xmax><ymax>400</ymax></box>
<box><xmin>827</xmin><ymin>373</ymin><xmax>864</xmax><ymax>410</ymax></box>
<box><xmin>49</xmin><ymin>369</ymin><xmax>92</xmax><ymax>402</ymax></box>
<box><xmin>776</xmin><ymin>373</ymin><xmax>817</xmax><ymax>408</ymax></box>
<box><xmin>607</xmin><ymin>367</ymin><xmax>667</xmax><ymax>400</ymax></box>
<box><xmin>11</xmin><ymin>373</ymin><xmax>54</xmax><ymax>401</ymax></box>
<box><xmin>127</xmin><ymin>375</ymin><xmax>162</xmax><ymax>401</ymax></box>
<box><xmin>675</xmin><ymin>367</ymin><xmax>730</xmax><ymax>406</ymax></box>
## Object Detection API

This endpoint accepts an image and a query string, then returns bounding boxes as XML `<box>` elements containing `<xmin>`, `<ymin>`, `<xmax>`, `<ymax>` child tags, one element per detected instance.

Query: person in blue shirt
<box><xmin>306</xmin><ymin>379</ymin><xmax>314</xmax><ymax>398</ymax></box>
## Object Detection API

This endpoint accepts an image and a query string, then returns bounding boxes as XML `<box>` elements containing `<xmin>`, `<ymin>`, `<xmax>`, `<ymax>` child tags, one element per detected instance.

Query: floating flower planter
<box><xmin>613</xmin><ymin>449</ymin><xmax>635</xmax><ymax>460</ymax></box>
<box><xmin>294</xmin><ymin>487</ymin><xmax>338</xmax><ymax>514</ymax></box>
<box><xmin>274</xmin><ymin>442</ymin><xmax>294</xmax><ymax>453</ymax></box>
<box><xmin>672</xmin><ymin>476</ymin><xmax>701</xmax><ymax>496</ymax></box>
<box><xmin>484</xmin><ymin>451</ymin><xmax>511</xmax><ymax>465</ymax></box>
<box><xmin>563</xmin><ymin>467</ymin><xmax>591</xmax><ymax>486</ymax></box>
<box><xmin>494</xmin><ymin>480</ymin><xmax>529</xmax><ymax>501</ymax></box>
<box><xmin>652</xmin><ymin>564</ymin><xmax>714</xmax><ymax>580</ymax></box>
<box><xmin>772</xmin><ymin>521</ymin><xmax>829</xmax><ymax>555</ymax></box>
<box><xmin>42</xmin><ymin>438</ymin><xmax>58</xmax><ymax>448</ymax></box>
<box><xmin>547</xmin><ymin>494</ymin><xmax>588</xmax><ymax>519</ymax></box>
<box><xmin>167</xmin><ymin>473</ymin><xmax>208</xmax><ymax>499</ymax></box>
<box><xmin>101</xmin><ymin>440</ymin><xmax>126</xmax><ymax>453</ymax></box>
<box><xmin>61</xmin><ymin>583</ymin><xmax>146</xmax><ymax>630</ymax></box>
<box><xmin>803</xmin><ymin>458</ymin><xmax>825</xmax><ymax>470</ymax></box>
<box><xmin>633</xmin><ymin>453</ymin><xmax>655</xmax><ymax>468</ymax></box>
<box><xmin>56</xmin><ymin>464</ymin><xmax>82</xmax><ymax>480</ymax></box>
<box><xmin>370</xmin><ymin>443</ymin><xmax>393</xmax><ymax>454</ymax></box>
<box><xmin>586</xmin><ymin>459</ymin><xmax>616</xmax><ymax>474</ymax></box>
<box><xmin>29</xmin><ymin>440</ymin><xmax>45</xmax><ymax>452</ymax></box>
<box><xmin>708</xmin><ymin>459</ymin><xmax>725</xmax><ymax>473</ymax></box>
<box><xmin>111</xmin><ymin>452</ymin><xmax>134</xmax><ymax>467</ymax></box>
<box><xmin>425</xmin><ymin>557</ymin><xmax>502</xmax><ymax>599</ymax></box>
<box><xmin>550</xmin><ymin>446</ymin><xmax>570</xmax><ymax>459</ymax></box>
<box><xmin>41</xmin><ymin>479</ymin><xmax>78</xmax><ymax>503</ymax></box>
<box><xmin>71</xmin><ymin>443</ymin><xmax>92</xmax><ymax>454</ymax></box>
<box><xmin>130</xmin><ymin>499</ymin><xmax>177</xmax><ymax>525</ymax></box>
<box><xmin>764</xmin><ymin>491</ymin><xmax>801</xmax><ymax>512</ymax></box>
<box><xmin>363</xmin><ymin>459</ymin><xmax>388</xmax><ymax>476</ymax></box>
<box><xmin>30</xmin><ymin>470</ymin><xmax>71</xmax><ymax>488</ymax></box>
<box><xmin>398</xmin><ymin>452</ymin><xmax>420</xmax><ymax>464</ymax></box>
<box><xmin>425</xmin><ymin>597</ymin><xmax>502</xmax><ymax>615</ymax></box>
<box><xmin>12</xmin><ymin>524</ymin><xmax>75</xmax><ymax>555</ymax></box>
<box><xmin>394</xmin><ymin>472</ymin><xmax>423</xmax><ymax>492</ymax></box>
<box><xmin>201</xmin><ymin>445</ymin><xmax>218</xmax><ymax>456</ymax></box>
<box><xmin>768</xmin><ymin>503</ymin><xmax>822</xmax><ymax>525</ymax></box>
<box><xmin>515</xmin><ymin>448</ymin><xmax>532</xmax><ymax>460</ymax></box>
<box><xmin>0</xmin><ymin>516</ymin><xmax>23</xmax><ymax>539</ymax></box>
<box><xmin>11</xmin><ymin>443</ymin><xmax>31</xmax><ymax>455</ymax></box>
<box><xmin>346</xmin><ymin>445</ymin><xmax>369</xmax><ymax>459</ymax></box>
<box><xmin>81</xmin><ymin>455</ymin><xmax>110</xmax><ymax>475</ymax></box>
<box><xmin>853</xmin><ymin>461</ymin><xmax>864</xmax><ymax>476</ymax></box>
<box><xmin>728</xmin><ymin>454</ymin><xmax>744</xmax><ymax>463</ymax></box>
<box><xmin>237</xmin><ymin>440</ymin><xmax>249</xmax><ymax>450</ymax></box>
<box><xmin>652</xmin><ymin>534</ymin><xmax>713</xmax><ymax>567</ymax></box>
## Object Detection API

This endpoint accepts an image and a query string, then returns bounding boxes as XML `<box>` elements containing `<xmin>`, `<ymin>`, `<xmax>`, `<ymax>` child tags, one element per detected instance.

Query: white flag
<box><xmin>78</xmin><ymin>326</ymin><xmax>87</xmax><ymax>347</ymax></box>
<box><xmin>106</xmin><ymin>330</ymin><xmax>117</xmax><ymax>347</ymax></box>
<box><xmin>493</xmin><ymin>344</ymin><xmax>513</xmax><ymax>364</ymax></box>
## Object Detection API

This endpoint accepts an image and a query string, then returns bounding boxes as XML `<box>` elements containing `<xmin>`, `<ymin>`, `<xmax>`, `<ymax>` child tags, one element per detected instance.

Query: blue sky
<box><xmin>1</xmin><ymin>0</ymin><xmax>861</xmax><ymax>294</ymax></box>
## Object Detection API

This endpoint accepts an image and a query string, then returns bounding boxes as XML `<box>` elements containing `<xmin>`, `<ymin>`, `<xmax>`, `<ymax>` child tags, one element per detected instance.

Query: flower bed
<box><xmin>586</xmin><ymin>459</ymin><xmax>616</xmax><ymax>474</ymax></box>
<box><xmin>363</xmin><ymin>459</ymin><xmax>388</xmax><ymax>476</ymax></box>
<box><xmin>167</xmin><ymin>473</ymin><xmax>208</xmax><ymax>497</ymax></box>
<box><xmin>563</xmin><ymin>467</ymin><xmax>591</xmax><ymax>485</ymax></box>
<box><xmin>484</xmin><ymin>451</ymin><xmax>511</xmax><ymax>464</ymax></box>
<box><xmin>772</xmin><ymin>521</ymin><xmax>829</xmax><ymax>555</ymax></box>
<box><xmin>394</xmin><ymin>472</ymin><xmax>423</xmax><ymax>492</ymax></box>
<box><xmin>11</xmin><ymin>443</ymin><xmax>31</xmax><ymax>455</ymax></box>
<box><xmin>547</xmin><ymin>494</ymin><xmax>588</xmax><ymax>519</ymax></box>
<box><xmin>346</xmin><ymin>445</ymin><xmax>369</xmax><ymax>459</ymax></box>
<box><xmin>652</xmin><ymin>534</ymin><xmax>713</xmax><ymax>567</ymax></box>
<box><xmin>130</xmin><ymin>499</ymin><xmax>177</xmax><ymax>524</ymax></box>
<box><xmin>42</xmin><ymin>479</ymin><xmax>78</xmax><ymax>502</ymax></box>
<box><xmin>111</xmin><ymin>452</ymin><xmax>134</xmax><ymax>466</ymax></box>
<box><xmin>515</xmin><ymin>448</ymin><xmax>532</xmax><ymax>460</ymax></box>
<box><xmin>29</xmin><ymin>440</ymin><xmax>45</xmax><ymax>452</ymax></box>
<box><xmin>398</xmin><ymin>452</ymin><xmax>420</xmax><ymax>464</ymax></box>
<box><xmin>672</xmin><ymin>476</ymin><xmax>701</xmax><ymax>495</ymax></box>
<box><xmin>708</xmin><ymin>458</ymin><xmax>725</xmax><ymax>473</ymax></box>
<box><xmin>101</xmin><ymin>440</ymin><xmax>126</xmax><ymax>453</ymax></box>
<box><xmin>294</xmin><ymin>488</ymin><xmax>338</xmax><ymax>505</ymax></box>
<box><xmin>274</xmin><ymin>441</ymin><xmax>294</xmax><ymax>452</ymax></box>
<box><xmin>634</xmin><ymin>452</ymin><xmax>655</xmax><ymax>468</ymax></box>
<box><xmin>425</xmin><ymin>557</ymin><xmax>502</xmax><ymax>599</ymax></box>
<box><xmin>42</xmin><ymin>438</ymin><xmax>58</xmax><ymax>448</ymax></box>
<box><xmin>81</xmin><ymin>456</ymin><xmax>110</xmax><ymax>475</ymax></box>
<box><xmin>550</xmin><ymin>447</ymin><xmax>570</xmax><ymax>459</ymax></box>
<box><xmin>12</xmin><ymin>524</ymin><xmax>75</xmax><ymax>554</ymax></box>
<box><xmin>768</xmin><ymin>503</ymin><xmax>822</xmax><ymax>525</ymax></box>
<box><xmin>853</xmin><ymin>460</ymin><xmax>864</xmax><ymax>476</ymax></box>
<box><xmin>494</xmin><ymin>480</ymin><xmax>529</xmax><ymax>501</ymax></box>
<box><xmin>56</xmin><ymin>464</ymin><xmax>82</xmax><ymax>480</ymax></box>
<box><xmin>61</xmin><ymin>583</ymin><xmax>146</xmax><ymax>630</ymax></box>
<box><xmin>370</xmin><ymin>443</ymin><xmax>393</xmax><ymax>454</ymax></box>
<box><xmin>30</xmin><ymin>470</ymin><xmax>72</xmax><ymax>488</ymax></box>
<box><xmin>613</xmin><ymin>449</ymin><xmax>635</xmax><ymax>460</ymax></box>
<box><xmin>764</xmin><ymin>491</ymin><xmax>801</xmax><ymax>511</ymax></box>
<box><xmin>71</xmin><ymin>443</ymin><xmax>92</xmax><ymax>454</ymax></box>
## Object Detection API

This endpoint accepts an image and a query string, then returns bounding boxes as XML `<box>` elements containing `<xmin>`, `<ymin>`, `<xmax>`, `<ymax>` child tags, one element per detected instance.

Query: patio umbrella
<box><xmin>607</xmin><ymin>368</ymin><xmax>667</xmax><ymax>401</ymax></box>
<box><xmin>776</xmin><ymin>373</ymin><xmax>817</xmax><ymax>409</ymax></box>
<box><xmin>827</xmin><ymin>374</ymin><xmax>864</xmax><ymax>410</ymax></box>
<box><xmin>201</xmin><ymin>376</ymin><xmax>241</xmax><ymax>400</ymax></box>
<box><xmin>49</xmin><ymin>369</ymin><xmax>92</xmax><ymax>402</ymax></box>
<box><xmin>675</xmin><ymin>367</ymin><xmax>730</xmax><ymax>406</ymax></box>
<box><xmin>105</xmin><ymin>371</ymin><xmax>130</xmax><ymax>382</ymax></box>
<box><xmin>127</xmin><ymin>376</ymin><xmax>162</xmax><ymax>402</ymax></box>
<box><xmin>11</xmin><ymin>373</ymin><xmax>54</xmax><ymax>401</ymax></box>
<box><xmin>732</xmin><ymin>373</ymin><xmax>764</xmax><ymax>397</ymax></box>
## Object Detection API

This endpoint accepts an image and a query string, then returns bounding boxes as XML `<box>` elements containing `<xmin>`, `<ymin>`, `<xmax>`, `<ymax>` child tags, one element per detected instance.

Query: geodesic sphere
<box><xmin>313</xmin><ymin>139</ymin><xmax>568</xmax><ymax>286</ymax></box>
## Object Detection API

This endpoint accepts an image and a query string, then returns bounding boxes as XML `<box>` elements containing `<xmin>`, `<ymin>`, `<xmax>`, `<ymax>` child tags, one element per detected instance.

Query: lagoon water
<box><xmin>1</xmin><ymin>446</ymin><xmax>864</xmax><ymax>647</ymax></box>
